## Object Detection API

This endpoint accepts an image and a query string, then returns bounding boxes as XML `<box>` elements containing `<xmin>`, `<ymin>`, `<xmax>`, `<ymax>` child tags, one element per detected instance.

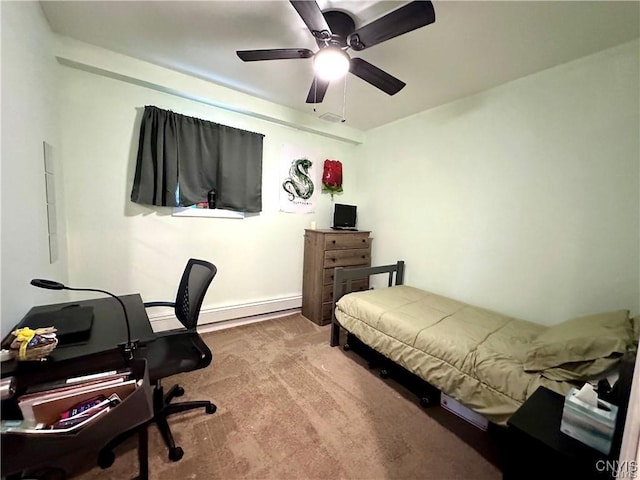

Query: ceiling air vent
<box><xmin>319</xmin><ymin>112</ymin><xmax>344</xmax><ymax>123</ymax></box>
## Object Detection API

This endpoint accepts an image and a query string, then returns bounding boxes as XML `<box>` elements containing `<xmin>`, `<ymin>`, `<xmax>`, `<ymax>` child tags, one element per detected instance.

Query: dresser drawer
<box><xmin>322</xmin><ymin>279</ymin><xmax>369</xmax><ymax>303</ymax></box>
<box><xmin>323</xmin><ymin>268</ymin><xmax>337</xmax><ymax>286</ymax></box>
<box><xmin>322</xmin><ymin>263</ymin><xmax>371</xmax><ymax>285</ymax></box>
<box><xmin>324</xmin><ymin>248</ymin><xmax>370</xmax><ymax>269</ymax></box>
<box><xmin>324</xmin><ymin>234</ymin><xmax>371</xmax><ymax>251</ymax></box>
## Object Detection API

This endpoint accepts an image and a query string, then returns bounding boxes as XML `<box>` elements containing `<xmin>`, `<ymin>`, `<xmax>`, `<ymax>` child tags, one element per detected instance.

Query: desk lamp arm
<box><xmin>30</xmin><ymin>279</ymin><xmax>138</xmax><ymax>360</ymax></box>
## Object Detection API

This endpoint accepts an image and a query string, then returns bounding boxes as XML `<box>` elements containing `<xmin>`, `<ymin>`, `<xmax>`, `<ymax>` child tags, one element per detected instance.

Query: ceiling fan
<box><xmin>236</xmin><ymin>1</ymin><xmax>436</xmax><ymax>104</ymax></box>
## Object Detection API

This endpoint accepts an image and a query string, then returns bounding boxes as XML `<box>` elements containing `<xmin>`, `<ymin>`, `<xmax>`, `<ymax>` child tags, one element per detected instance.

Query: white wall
<box><xmin>0</xmin><ymin>1</ymin><xmax>69</xmax><ymax>336</ymax></box>
<box><xmin>356</xmin><ymin>40</ymin><xmax>640</xmax><ymax>325</ymax></box>
<box><xmin>56</xmin><ymin>58</ymin><xmax>360</xmax><ymax>323</ymax></box>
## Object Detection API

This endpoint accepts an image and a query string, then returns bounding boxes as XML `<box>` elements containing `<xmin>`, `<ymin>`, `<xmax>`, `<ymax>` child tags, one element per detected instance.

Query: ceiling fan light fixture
<box><xmin>236</xmin><ymin>1</ymin><xmax>436</xmax><ymax>104</ymax></box>
<box><xmin>313</xmin><ymin>47</ymin><xmax>349</xmax><ymax>81</ymax></box>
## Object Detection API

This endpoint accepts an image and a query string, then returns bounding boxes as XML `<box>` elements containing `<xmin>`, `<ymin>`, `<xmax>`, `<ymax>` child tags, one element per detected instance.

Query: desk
<box><xmin>1</xmin><ymin>294</ymin><xmax>156</xmax><ymax>480</ymax></box>
<box><xmin>2</xmin><ymin>294</ymin><xmax>156</xmax><ymax>394</ymax></box>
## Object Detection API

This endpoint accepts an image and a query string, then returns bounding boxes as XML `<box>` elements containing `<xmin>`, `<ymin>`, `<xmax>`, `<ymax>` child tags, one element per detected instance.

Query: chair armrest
<box><xmin>143</xmin><ymin>301</ymin><xmax>176</xmax><ymax>308</ymax></box>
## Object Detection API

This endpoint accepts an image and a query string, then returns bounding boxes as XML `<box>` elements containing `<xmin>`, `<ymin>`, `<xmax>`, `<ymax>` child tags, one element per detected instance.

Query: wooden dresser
<box><xmin>302</xmin><ymin>229</ymin><xmax>372</xmax><ymax>326</ymax></box>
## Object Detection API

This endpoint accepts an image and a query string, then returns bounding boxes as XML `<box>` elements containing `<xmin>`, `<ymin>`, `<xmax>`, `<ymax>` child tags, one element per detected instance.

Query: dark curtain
<box><xmin>131</xmin><ymin>106</ymin><xmax>264</xmax><ymax>212</ymax></box>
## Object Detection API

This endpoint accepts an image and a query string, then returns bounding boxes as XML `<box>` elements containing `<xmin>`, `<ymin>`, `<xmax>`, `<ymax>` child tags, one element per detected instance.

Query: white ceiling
<box><xmin>40</xmin><ymin>1</ymin><xmax>640</xmax><ymax>131</ymax></box>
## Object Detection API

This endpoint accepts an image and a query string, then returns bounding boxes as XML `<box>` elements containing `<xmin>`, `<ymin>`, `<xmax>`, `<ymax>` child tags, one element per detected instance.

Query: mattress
<box><xmin>335</xmin><ymin>285</ymin><xmax>575</xmax><ymax>425</ymax></box>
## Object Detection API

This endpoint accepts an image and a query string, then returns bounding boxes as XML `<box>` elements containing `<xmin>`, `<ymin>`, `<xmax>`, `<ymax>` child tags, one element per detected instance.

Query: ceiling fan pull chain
<box><xmin>313</xmin><ymin>77</ymin><xmax>317</xmax><ymax>112</ymax></box>
<box><xmin>341</xmin><ymin>75</ymin><xmax>347</xmax><ymax>123</ymax></box>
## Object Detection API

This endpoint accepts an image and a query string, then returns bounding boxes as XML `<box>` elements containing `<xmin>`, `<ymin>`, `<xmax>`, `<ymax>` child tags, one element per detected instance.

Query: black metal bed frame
<box><xmin>330</xmin><ymin>260</ymin><xmax>405</xmax><ymax>348</ymax></box>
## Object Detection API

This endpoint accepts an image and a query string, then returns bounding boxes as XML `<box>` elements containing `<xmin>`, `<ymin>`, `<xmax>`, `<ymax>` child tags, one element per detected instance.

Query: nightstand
<box><xmin>503</xmin><ymin>386</ymin><xmax>615</xmax><ymax>480</ymax></box>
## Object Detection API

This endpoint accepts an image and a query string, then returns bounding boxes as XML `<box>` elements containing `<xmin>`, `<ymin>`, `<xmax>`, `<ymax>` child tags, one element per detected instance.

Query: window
<box><xmin>131</xmin><ymin>106</ymin><xmax>264</xmax><ymax>213</ymax></box>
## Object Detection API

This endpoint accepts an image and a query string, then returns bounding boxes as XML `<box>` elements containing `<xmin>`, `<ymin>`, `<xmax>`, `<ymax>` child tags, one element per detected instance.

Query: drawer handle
<box><xmin>362</xmin><ymin>255</ymin><xmax>365</xmax><ymax>259</ymax></box>
<box><xmin>362</xmin><ymin>239</ymin><xmax>365</xmax><ymax>243</ymax></box>
<box><xmin>330</xmin><ymin>258</ymin><xmax>335</xmax><ymax>262</ymax></box>
<box><xmin>332</xmin><ymin>240</ymin><xmax>336</xmax><ymax>244</ymax></box>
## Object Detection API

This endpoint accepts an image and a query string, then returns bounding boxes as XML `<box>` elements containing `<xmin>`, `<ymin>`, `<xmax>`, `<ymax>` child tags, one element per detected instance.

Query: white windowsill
<box><xmin>172</xmin><ymin>207</ymin><xmax>245</xmax><ymax>219</ymax></box>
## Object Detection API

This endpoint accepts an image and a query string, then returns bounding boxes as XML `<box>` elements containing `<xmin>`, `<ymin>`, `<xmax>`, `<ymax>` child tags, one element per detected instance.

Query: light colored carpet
<box><xmin>73</xmin><ymin>313</ymin><xmax>502</xmax><ymax>480</ymax></box>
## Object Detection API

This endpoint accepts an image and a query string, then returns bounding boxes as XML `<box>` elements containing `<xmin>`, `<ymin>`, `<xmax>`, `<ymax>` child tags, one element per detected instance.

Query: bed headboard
<box><xmin>330</xmin><ymin>261</ymin><xmax>405</xmax><ymax>347</ymax></box>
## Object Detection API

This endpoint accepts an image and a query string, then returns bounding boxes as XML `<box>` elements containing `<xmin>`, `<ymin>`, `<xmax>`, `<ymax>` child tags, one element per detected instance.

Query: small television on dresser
<box><xmin>332</xmin><ymin>204</ymin><xmax>357</xmax><ymax>230</ymax></box>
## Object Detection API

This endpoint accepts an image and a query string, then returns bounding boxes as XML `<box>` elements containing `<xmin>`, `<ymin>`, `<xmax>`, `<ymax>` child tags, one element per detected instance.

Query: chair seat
<box><xmin>97</xmin><ymin>259</ymin><xmax>217</xmax><ymax>466</ymax></box>
<box><xmin>136</xmin><ymin>331</ymin><xmax>212</xmax><ymax>382</ymax></box>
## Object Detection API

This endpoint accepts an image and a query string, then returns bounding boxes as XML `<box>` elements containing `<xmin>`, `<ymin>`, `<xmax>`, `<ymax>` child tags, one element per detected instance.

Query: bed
<box><xmin>330</xmin><ymin>261</ymin><xmax>638</xmax><ymax>426</ymax></box>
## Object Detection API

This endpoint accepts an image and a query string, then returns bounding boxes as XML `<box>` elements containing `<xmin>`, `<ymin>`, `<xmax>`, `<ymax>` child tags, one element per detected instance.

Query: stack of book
<box><xmin>2</xmin><ymin>368</ymin><xmax>136</xmax><ymax>434</ymax></box>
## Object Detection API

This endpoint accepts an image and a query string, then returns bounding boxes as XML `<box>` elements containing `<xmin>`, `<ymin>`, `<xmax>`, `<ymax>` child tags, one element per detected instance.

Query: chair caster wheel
<box><xmin>98</xmin><ymin>450</ymin><xmax>115</xmax><ymax>469</ymax></box>
<box><xmin>206</xmin><ymin>403</ymin><xmax>217</xmax><ymax>414</ymax></box>
<box><xmin>419</xmin><ymin>397</ymin><xmax>432</xmax><ymax>408</ymax></box>
<box><xmin>343</xmin><ymin>343</ymin><xmax>351</xmax><ymax>351</ymax></box>
<box><xmin>174</xmin><ymin>386</ymin><xmax>185</xmax><ymax>397</ymax></box>
<box><xmin>380</xmin><ymin>369</ymin><xmax>389</xmax><ymax>379</ymax></box>
<box><xmin>169</xmin><ymin>446</ymin><xmax>184</xmax><ymax>462</ymax></box>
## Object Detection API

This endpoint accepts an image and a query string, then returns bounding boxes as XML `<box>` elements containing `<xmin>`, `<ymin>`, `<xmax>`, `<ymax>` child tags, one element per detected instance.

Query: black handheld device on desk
<box><xmin>16</xmin><ymin>305</ymin><xmax>94</xmax><ymax>345</ymax></box>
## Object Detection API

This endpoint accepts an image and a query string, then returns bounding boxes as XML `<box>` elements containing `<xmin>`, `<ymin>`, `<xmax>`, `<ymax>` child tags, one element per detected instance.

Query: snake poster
<box><xmin>280</xmin><ymin>144</ymin><xmax>319</xmax><ymax>213</ymax></box>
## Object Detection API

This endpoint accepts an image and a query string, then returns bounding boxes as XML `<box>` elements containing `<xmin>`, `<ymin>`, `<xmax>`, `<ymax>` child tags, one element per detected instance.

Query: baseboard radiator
<box><xmin>149</xmin><ymin>295</ymin><xmax>302</xmax><ymax>333</ymax></box>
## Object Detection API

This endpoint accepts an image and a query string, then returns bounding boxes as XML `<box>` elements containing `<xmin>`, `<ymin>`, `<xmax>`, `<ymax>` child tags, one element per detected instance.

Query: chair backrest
<box><xmin>174</xmin><ymin>259</ymin><xmax>217</xmax><ymax>329</ymax></box>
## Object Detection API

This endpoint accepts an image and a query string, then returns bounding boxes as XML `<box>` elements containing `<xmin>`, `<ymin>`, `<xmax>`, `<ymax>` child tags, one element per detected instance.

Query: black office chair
<box><xmin>98</xmin><ymin>258</ymin><xmax>218</xmax><ymax>466</ymax></box>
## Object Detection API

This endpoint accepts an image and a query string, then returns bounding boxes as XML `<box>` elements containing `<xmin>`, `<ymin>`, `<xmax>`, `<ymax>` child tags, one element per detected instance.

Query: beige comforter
<box><xmin>335</xmin><ymin>285</ymin><xmax>575</xmax><ymax>425</ymax></box>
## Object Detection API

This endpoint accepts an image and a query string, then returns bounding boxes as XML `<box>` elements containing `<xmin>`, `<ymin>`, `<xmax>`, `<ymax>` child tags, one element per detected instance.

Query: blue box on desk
<box><xmin>560</xmin><ymin>387</ymin><xmax>618</xmax><ymax>454</ymax></box>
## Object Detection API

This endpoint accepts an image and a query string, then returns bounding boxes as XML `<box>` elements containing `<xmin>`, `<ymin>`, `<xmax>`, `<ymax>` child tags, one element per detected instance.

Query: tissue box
<box><xmin>560</xmin><ymin>387</ymin><xmax>618</xmax><ymax>454</ymax></box>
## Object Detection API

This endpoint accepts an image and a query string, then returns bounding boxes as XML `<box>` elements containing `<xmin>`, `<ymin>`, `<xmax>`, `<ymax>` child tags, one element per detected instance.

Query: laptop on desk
<box><xmin>332</xmin><ymin>204</ymin><xmax>358</xmax><ymax>231</ymax></box>
<box><xmin>16</xmin><ymin>305</ymin><xmax>94</xmax><ymax>345</ymax></box>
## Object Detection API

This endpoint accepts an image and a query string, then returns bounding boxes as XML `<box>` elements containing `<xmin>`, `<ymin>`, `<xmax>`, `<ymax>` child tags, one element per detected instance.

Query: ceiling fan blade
<box><xmin>348</xmin><ymin>1</ymin><xmax>435</xmax><ymax>51</ymax></box>
<box><xmin>290</xmin><ymin>1</ymin><xmax>332</xmax><ymax>40</ymax></box>
<box><xmin>237</xmin><ymin>48</ymin><xmax>314</xmax><ymax>62</ymax></box>
<box><xmin>349</xmin><ymin>58</ymin><xmax>405</xmax><ymax>96</ymax></box>
<box><xmin>305</xmin><ymin>76</ymin><xmax>330</xmax><ymax>104</ymax></box>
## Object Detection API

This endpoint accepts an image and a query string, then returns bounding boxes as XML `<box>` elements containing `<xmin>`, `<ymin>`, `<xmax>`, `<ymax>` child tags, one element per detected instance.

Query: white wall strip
<box><xmin>149</xmin><ymin>295</ymin><xmax>302</xmax><ymax>332</ymax></box>
<box><xmin>53</xmin><ymin>43</ymin><xmax>363</xmax><ymax>146</ymax></box>
<box><xmin>197</xmin><ymin>308</ymin><xmax>302</xmax><ymax>335</ymax></box>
